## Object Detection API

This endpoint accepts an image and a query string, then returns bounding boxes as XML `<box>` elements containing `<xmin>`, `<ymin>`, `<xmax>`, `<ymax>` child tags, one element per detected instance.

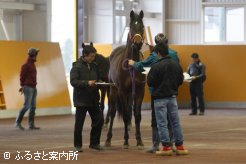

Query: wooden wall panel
<box><xmin>0</xmin><ymin>41</ymin><xmax>71</xmax><ymax>110</ymax></box>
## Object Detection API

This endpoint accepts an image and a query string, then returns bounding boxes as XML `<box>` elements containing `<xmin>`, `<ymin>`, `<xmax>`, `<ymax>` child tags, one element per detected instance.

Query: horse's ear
<box><xmin>130</xmin><ymin>10</ymin><xmax>135</xmax><ymax>20</ymax></box>
<box><xmin>82</xmin><ymin>43</ymin><xmax>86</xmax><ymax>48</ymax></box>
<box><xmin>90</xmin><ymin>42</ymin><xmax>93</xmax><ymax>47</ymax></box>
<box><xmin>139</xmin><ymin>10</ymin><xmax>144</xmax><ymax>19</ymax></box>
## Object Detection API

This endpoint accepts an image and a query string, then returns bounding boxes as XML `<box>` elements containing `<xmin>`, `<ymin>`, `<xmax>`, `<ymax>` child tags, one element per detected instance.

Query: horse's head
<box><xmin>128</xmin><ymin>10</ymin><xmax>144</xmax><ymax>50</ymax></box>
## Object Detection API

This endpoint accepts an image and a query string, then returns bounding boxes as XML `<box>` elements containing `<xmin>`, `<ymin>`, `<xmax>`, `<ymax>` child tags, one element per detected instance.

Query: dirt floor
<box><xmin>0</xmin><ymin>109</ymin><xmax>246</xmax><ymax>164</ymax></box>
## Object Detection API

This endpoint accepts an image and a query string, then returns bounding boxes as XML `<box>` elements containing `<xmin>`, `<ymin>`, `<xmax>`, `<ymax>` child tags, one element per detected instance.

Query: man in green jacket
<box><xmin>128</xmin><ymin>33</ymin><xmax>179</xmax><ymax>153</ymax></box>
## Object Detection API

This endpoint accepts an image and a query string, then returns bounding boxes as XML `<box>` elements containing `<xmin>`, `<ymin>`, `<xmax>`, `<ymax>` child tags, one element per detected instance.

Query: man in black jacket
<box><xmin>70</xmin><ymin>43</ymin><xmax>103</xmax><ymax>152</ymax></box>
<box><xmin>147</xmin><ymin>42</ymin><xmax>188</xmax><ymax>156</ymax></box>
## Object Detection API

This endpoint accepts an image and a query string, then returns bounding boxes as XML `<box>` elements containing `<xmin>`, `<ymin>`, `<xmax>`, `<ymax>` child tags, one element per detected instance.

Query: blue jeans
<box><xmin>154</xmin><ymin>97</ymin><xmax>184</xmax><ymax>147</ymax></box>
<box><xmin>16</xmin><ymin>86</ymin><xmax>37</xmax><ymax>127</ymax></box>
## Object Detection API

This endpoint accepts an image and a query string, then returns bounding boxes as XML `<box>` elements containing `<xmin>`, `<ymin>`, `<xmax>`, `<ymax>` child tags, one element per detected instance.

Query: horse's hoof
<box><xmin>137</xmin><ymin>140</ymin><xmax>144</xmax><ymax>149</ymax></box>
<box><xmin>105</xmin><ymin>141</ymin><xmax>111</xmax><ymax>147</ymax></box>
<box><xmin>123</xmin><ymin>140</ymin><xmax>129</xmax><ymax>149</ymax></box>
<box><xmin>123</xmin><ymin>144</ymin><xmax>129</xmax><ymax>149</ymax></box>
<box><xmin>137</xmin><ymin>145</ymin><xmax>144</xmax><ymax>150</ymax></box>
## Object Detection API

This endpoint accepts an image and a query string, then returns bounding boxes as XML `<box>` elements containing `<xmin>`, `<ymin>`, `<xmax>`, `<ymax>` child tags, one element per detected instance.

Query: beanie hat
<box><xmin>155</xmin><ymin>33</ymin><xmax>168</xmax><ymax>44</ymax></box>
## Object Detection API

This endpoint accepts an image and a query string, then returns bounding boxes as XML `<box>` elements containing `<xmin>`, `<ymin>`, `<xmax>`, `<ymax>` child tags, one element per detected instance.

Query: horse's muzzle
<box><xmin>133</xmin><ymin>34</ymin><xmax>143</xmax><ymax>44</ymax></box>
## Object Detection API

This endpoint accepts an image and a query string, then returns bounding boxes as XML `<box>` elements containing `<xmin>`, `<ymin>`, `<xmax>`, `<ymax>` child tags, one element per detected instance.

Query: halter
<box><xmin>128</xmin><ymin>33</ymin><xmax>144</xmax><ymax>44</ymax></box>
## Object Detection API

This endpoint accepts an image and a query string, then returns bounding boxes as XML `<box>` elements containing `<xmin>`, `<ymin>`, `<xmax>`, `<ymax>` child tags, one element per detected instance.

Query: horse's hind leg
<box><xmin>105</xmin><ymin>106</ymin><xmax>116</xmax><ymax>147</ymax></box>
<box><xmin>105</xmin><ymin>87</ymin><xmax>116</xmax><ymax>147</ymax></box>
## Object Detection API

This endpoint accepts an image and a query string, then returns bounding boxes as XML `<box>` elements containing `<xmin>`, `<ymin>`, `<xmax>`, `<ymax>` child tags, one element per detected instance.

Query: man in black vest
<box><xmin>188</xmin><ymin>53</ymin><xmax>206</xmax><ymax>116</ymax></box>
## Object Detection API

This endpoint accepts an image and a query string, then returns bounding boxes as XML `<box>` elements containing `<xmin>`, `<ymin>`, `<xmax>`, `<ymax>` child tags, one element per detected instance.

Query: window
<box><xmin>51</xmin><ymin>0</ymin><xmax>75</xmax><ymax>74</ymax></box>
<box><xmin>204</xmin><ymin>6</ymin><xmax>245</xmax><ymax>43</ymax></box>
<box><xmin>226</xmin><ymin>7</ymin><xmax>244</xmax><ymax>42</ymax></box>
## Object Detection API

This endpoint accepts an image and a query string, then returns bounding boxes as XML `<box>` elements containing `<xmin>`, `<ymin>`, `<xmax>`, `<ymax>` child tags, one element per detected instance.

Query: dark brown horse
<box><xmin>105</xmin><ymin>10</ymin><xmax>145</xmax><ymax>149</ymax></box>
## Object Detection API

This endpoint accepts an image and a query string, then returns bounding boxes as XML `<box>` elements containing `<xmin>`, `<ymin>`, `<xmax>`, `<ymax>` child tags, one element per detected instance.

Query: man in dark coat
<box><xmin>70</xmin><ymin>43</ymin><xmax>104</xmax><ymax>152</ymax></box>
<box><xmin>188</xmin><ymin>53</ymin><xmax>206</xmax><ymax>116</ymax></box>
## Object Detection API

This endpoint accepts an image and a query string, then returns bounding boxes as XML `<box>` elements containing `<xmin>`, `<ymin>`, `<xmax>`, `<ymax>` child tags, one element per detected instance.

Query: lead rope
<box><xmin>129</xmin><ymin>46</ymin><xmax>136</xmax><ymax>98</ymax></box>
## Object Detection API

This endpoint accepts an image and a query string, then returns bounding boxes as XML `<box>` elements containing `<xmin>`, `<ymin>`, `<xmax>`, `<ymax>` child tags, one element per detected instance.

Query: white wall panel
<box><xmin>167</xmin><ymin>0</ymin><xmax>200</xmax><ymax>19</ymax></box>
<box><xmin>0</xmin><ymin>0</ymin><xmax>48</xmax><ymax>41</ymax></box>
<box><xmin>22</xmin><ymin>10</ymin><xmax>47</xmax><ymax>41</ymax></box>
<box><xmin>203</xmin><ymin>0</ymin><xmax>246</xmax><ymax>3</ymax></box>
<box><xmin>88</xmin><ymin>0</ymin><xmax>112</xmax><ymax>10</ymax></box>
<box><xmin>87</xmin><ymin>0</ymin><xmax>113</xmax><ymax>43</ymax></box>
<box><xmin>0</xmin><ymin>13</ymin><xmax>17</xmax><ymax>40</ymax></box>
<box><xmin>144</xmin><ymin>17</ymin><xmax>162</xmax><ymax>42</ymax></box>
<box><xmin>88</xmin><ymin>15</ymin><xmax>113</xmax><ymax>43</ymax></box>
<box><xmin>141</xmin><ymin>0</ymin><xmax>162</xmax><ymax>13</ymax></box>
<box><xmin>166</xmin><ymin>0</ymin><xmax>202</xmax><ymax>44</ymax></box>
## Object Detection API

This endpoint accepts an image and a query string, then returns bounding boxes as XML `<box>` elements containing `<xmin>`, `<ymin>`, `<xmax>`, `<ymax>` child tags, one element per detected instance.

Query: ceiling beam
<box><xmin>0</xmin><ymin>2</ymin><xmax>35</xmax><ymax>10</ymax></box>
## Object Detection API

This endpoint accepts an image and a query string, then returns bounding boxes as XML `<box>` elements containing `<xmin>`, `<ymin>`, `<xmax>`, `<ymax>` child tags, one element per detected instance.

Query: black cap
<box><xmin>191</xmin><ymin>53</ymin><xmax>199</xmax><ymax>59</ymax></box>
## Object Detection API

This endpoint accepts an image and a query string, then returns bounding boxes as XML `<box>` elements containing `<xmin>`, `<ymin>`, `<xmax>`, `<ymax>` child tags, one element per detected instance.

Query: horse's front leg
<box><xmin>134</xmin><ymin>87</ymin><xmax>145</xmax><ymax>149</ymax></box>
<box><xmin>123</xmin><ymin>110</ymin><xmax>130</xmax><ymax>149</ymax></box>
<box><xmin>105</xmin><ymin>106</ymin><xmax>116</xmax><ymax>147</ymax></box>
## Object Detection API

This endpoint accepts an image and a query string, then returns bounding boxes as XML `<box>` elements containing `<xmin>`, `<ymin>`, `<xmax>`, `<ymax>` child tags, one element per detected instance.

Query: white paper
<box><xmin>95</xmin><ymin>82</ymin><xmax>115</xmax><ymax>86</ymax></box>
<box><xmin>142</xmin><ymin>67</ymin><xmax>151</xmax><ymax>75</ymax></box>
<box><xmin>183</xmin><ymin>72</ymin><xmax>192</xmax><ymax>82</ymax></box>
<box><xmin>141</xmin><ymin>68</ymin><xmax>192</xmax><ymax>83</ymax></box>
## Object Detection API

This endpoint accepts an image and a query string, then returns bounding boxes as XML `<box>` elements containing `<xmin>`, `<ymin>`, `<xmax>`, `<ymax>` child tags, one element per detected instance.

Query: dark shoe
<box><xmin>199</xmin><ymin>112</ymin><xmax>204</xmax><ymax>116</ymax></box>
<box><xmin>89</xmin><ymin>145</ymin><xmax>104</xmax><ymax>151</ymax></box>
<box><xmin>15</xmin><ymin>124</ymin><xmax>25</xmax><ymax>130</ymax></box>
<box><xmin>189</xmin><ymin>113</ymin><xmax>197</xmax><ymax>116</ymax></box>
<box><xmin>74</xmin><ymin>147</ymin><xmax>83</xmax><ymax>152</ymax></box>
<box><xmin>29</xmin><ymin>126</ymin><xmax>40</xmax><ymax>130</ymax></box>
<box><xmin>146</xmin><ymin>147</ymin><xmax>159</xmax><ymax>153</ymax></box>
